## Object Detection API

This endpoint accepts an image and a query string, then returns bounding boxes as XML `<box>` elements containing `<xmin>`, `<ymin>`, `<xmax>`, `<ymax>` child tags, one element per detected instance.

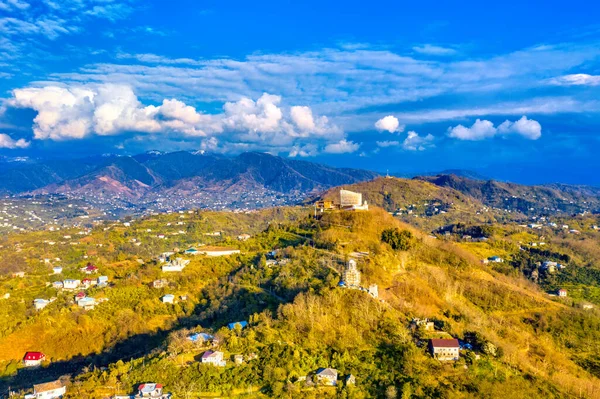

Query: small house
<box><xmin>315</xmin><ymin>368</ymin><xmax>338</xmax><ymax>386</ymax></box>
<box><xmin>33</xmin><ymin>298</ymin><xmax>50</xmax><ymax>311</ymax></box>
<box><xmin>429</xmin><ymin>338</ymin><xmax>460</xmax><ymax>361</ymax></box>
<box><xmin>77</xmin><ymin>297</ymin><xmax>96</xmax><ymax>310</ymax></box>
<box><xmin>345</xmin><ymin>374</ymin><xmax>356</xmax><ymax>386</ymax></box>
<box><xmin>161</xmin><ymin>294</ymin><xmax>175</xmax><ymax>304</ymax></box>
<box><xmin>23</xmin><ymin>352</ymin><xmax>45</xmax><ymax>367</ymax></box>
<box><xmin>201</xmin><ymin>350</ymin><xmax>226</xmax><ymax>366</ymax></box>
<box><xmin>237</xmin><ymin>234</ymin><xmax>251</xmax><ymax>241</ymax></box>
<box><xmin>488</xmin><ymin>256</ymin><xmax>503</xmax><ymax>263</ymax></box>
<box><xmin>558</xmin><ymin>288</ymin><xmax>568</xmax><ymax>297</ymax></box>
<box><xmin>136</xmin><ymin>382</ymin><xmax>170</xmax><ymax>398</ymax></box>
<box><xmin>31</xmin><ymin>380</ymin><xmax>65</xmax><ymax>398</ymax></box>
<box><xmin>233</xmin><ymin>354</ymin><xmax>244</xmax><ymax>364</ymax></box>
<box><xmin>81</xmin><ymin>264</ymin><xmax>98</xmax><ymax>274</ymax></box>
<box><xmin>52</xmin><ymin>267</ymin><xmax>63</xmax><ymax>274</ymax></box>
<box><xmin>63</xmin><ymin>279</ymin><xmax>80</xmax><ymax>290</ymax></box>
<box><xmin>97</xmin><ymin>276</ymin><xmax>109</xmax><ymax>285</ymax></box>
<box><xmin>52</xmin><ymin>281</ymin><xmax>63</xmax><ymax>289</ymax></box>
<box><xmin>162</xmin><ymin>258</ymin><xmax>189</xmax><ymax>272</ymax></box>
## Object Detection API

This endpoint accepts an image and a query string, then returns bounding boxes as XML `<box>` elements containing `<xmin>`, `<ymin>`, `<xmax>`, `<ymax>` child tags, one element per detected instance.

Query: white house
<box><xmin>52</xmin><ymin>266</ymin><xmax>63</xmax><ymax>274</ymax></box>
<box><xmin>97</xmin><ymin>276</ymin><xmax>109</xmax><ymax>285</ymax></box>
<box><xmin>31</xmin><ymin>380</ymin><xmax>66</xmax><ymax>399</ymax></box>
<box><xmin>77</xmin><ymin>297</ymin><xmax>96</xmax><ymax>310</ymax></box>
<box><xmin>315</xmin><ymin>368</ymin><xmax>338</xmax><ymax>386</ymax></box>
<box><xmin>161</xmin><ymin>294</ymin><xmax>175</xmax><ymax>304</ymax></box>
<box><xmin>201</xmin><ymin>350</ymin><xmax>226</xmax><ymax>366</ymax></box>
<box><xmin>23</xmin><ymin>352</ymin><xmax>45</xmax><ymax>367</ymax></box>
<box><xmin>429</xmin><ymin>339</ymin><xmax>460</xmax><ymax>361</ymax></box>
<box><xmin>33</xmin><ymin>298</ymin><xmax>50</xmax><ymax>311</ymax></box>
<box><xmin>162</xmin><ymin>258</ymin><xmax>190</xmax><ymax>272</ymax></box>
<box><xmin>63</xmin><ymin>279</ymin><xmax>81</xmax><ymax>290</ymax></box>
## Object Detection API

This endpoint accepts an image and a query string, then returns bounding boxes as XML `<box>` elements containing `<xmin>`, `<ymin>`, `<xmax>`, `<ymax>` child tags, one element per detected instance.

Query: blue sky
<box><xmin>0</xmin><ymin>0</ymin><xmax>600</xmax><ymax>184</ymax></box>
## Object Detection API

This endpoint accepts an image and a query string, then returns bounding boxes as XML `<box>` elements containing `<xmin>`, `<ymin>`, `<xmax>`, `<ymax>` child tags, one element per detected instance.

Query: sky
<box><xmin>0</xmin><ymin>0</ymin><xmax>600</xmax><ymax>184</ymax></box>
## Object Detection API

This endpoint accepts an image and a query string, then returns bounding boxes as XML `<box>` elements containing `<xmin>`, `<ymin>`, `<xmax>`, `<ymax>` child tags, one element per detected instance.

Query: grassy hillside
<box><xmin>0</xmin><ymin>206</ymin><xmax>599</xmax><ymax>398</ymax></box>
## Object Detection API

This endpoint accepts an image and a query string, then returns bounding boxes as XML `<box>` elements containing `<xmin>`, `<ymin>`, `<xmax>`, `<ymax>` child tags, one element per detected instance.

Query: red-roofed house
<box><xmin>428</xmin><ymin>339</ymin><xmax>460</xmax><ymax>361</ymax></box>
<box><xmin>138</xmin><ymin>382</ymin><xmax>168</xmax><ymax>397</ymax></box>
<box><xmin>81</xmin><ymin>264</ymin><xmax>98</xmax><ymax>274</ymax></box>
<box><xmin>23</xmin><ymin>352</ymin><xmax>45</xmax><ymax>367</ymax></box>
<box><xmin>558</xmin><ymin>288</ymin><xmax>568</xmax><ymax>297</ymax></box>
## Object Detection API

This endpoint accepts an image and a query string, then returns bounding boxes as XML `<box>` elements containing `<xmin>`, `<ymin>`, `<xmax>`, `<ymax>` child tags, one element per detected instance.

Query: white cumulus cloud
<box><xmin>375</xmin><ymin>115</ymin><xmax>405</xmax><ymax>133</ymax></box>
<box><xmin>323</xmin><ymin>139</ymin><xmax>360</xmax><ymax>154</ymax></box>
<box><xmin>403</xmin><ymin>131</ymin><xmax>435</xmax><ymax>151</ymax></box>
<box><xmin>497</xmin><ymin>116</ymin><xmax>541</xmax><ymax>140</ymax></box>
<box><xmin>447</xmin><ymin>116</ymin><xmax>542</xmax><ymax>141</ymax></box>
<box><xmin>0</xmin><ymin>133</ymin><xmax>29</xmax><ymax>149</ymax></box>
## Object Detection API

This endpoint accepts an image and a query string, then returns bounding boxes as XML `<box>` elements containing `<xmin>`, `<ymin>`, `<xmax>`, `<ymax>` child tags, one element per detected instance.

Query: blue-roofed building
<box><xmin>228</xmin><ymin>321</ymin><xmax>248</xmax><ymax>330</ymax></box>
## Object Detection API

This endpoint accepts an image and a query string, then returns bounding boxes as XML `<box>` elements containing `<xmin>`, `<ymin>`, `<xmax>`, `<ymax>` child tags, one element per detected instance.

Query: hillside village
<box><xmin>0</xmin><ymin>185</ymin><xmax>598</xmax><ymax>398</ymax></box>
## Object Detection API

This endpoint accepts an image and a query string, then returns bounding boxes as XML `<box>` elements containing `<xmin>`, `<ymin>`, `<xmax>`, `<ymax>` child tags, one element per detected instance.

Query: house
<box><xmin>542</xmin><ymin>261</ymin><xmax>558</xmax><ymax>273</ymax></box>
<box><xmin>201</xmin><ymin>350</ymin><xmax>226</xmax><ymax>366</ymax></box>
<box><xmin>228</xmin><ymin>321</ymin><xmax>248</xmax><ymax>330</ymax></box>
<box><xmin>161</xmin><ymin>294</ymin><xmax>175</xmax><ymax>304</ymax></box>
<box><xmin>63</xmin><ymin>279</ymin><xmax>80</xmax><ymax>290</ymax></box>
<box><xmin>81</xmin><ymin>278</ymin><xmax>95</xmax><ymax>288</ymax></box>
<box><xmin>162</xmin><ymin>258</ymin><xmax>190</xmax><ymax>272</ymax></box>
<box><xmin>97</xmin><ymin>276</ymin><xmax>109</xmax><ymax>285</ymax></box>
<box><xmin>81</xmin><ymin>264</ymin><xmax>98</xmax><ymax>274</ymax></box>
<box><xmin>34</xmin><ymin>298</ymin><xmax>50</xmax><ymax>311</ymax></box>
<box><xmin>558</xmin><ymin>288</ymin><xmax>568</xmax><ymax>297</ymax></box>
<box><xmin>75</xmin><ymin>291</ymin><xmax>86</xmax><ymax>300</ymax></box>
<box><xmin>198</xmin><ymin>247</ymin><xmax>241</xmax><ymax>257</ymax></box>
<box><xmin>23</xmin><ymin>352</ymin><xmax>45</xmax><ymax>367</ymax></box>
<box><xmin>77</xmin><ymin>297</ymin><xmax>96</xmax><ymax>310</ymax></box>
<box><xmin>52</xmin><ymin>281</ymin><xmax>63</xmax><ymax>289</ymax></box>
<box><xmin>429</xmin><ymin>338</ymin><xmax>460</xmax><ymax>361</ymax></box>
<box><xmin>315</xmin><ymin>368</ymin><xmax>338</xmax><ymax>386</ymax></box>
<box><xmin>137</xmin><ymin>383</ymin><xmax>164</xmax><ymax>398</ymax></box>
<box><xmin>52</xmin><ymin>267</ymin><xmax>63</xmax><ymax>274</ymax></box>
<box><xmin>488</xmin><ymin>256</ymin><xmax>503</xmax><ymax>263</ymax></box>
<box><xmin>233</xmin><ymin>354</ymin><xmax>244</xmax><ymax>364</ymax></box>
<box><xmin>12</xmin><ymin>271</ymin><xmax>25</xmax><ymax>278</ymax></box>
<box><xmin>158</xmin><ymin>252</ymin><xmax>174</xmax><ymax>263</ymax></box>
<box><xmin>345</xmin><ymin>374</ymin><xmax>356</xmax><ymax>386</ymax></box>
<box><xmin>31</xmin><ymin>380</ymin><xmax>66</xmax><ymax>398</ymax></box>
<box><xmin>152</xmin><ymin>279</ymin><xmax>168</xmax><ymax>289</ymax></box>
<box><xmin>237</xmin><ymin>234</ymin><xmax>251</xmax><ymax>241</ymax></box>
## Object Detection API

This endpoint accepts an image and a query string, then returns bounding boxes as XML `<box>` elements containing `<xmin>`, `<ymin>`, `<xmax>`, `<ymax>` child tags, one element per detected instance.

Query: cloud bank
<box><xmin>448</xmin><ymin>116</ymin><xmax>541</xmax><ymax>141</ymax></box>
<box><xmin>8</xmin><ymin>83</ymin><xmax>348</xmax><ymax>155</ymax></box>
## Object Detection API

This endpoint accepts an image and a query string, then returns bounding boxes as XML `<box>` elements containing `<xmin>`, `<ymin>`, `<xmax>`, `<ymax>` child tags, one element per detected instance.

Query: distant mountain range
<box><xmin>0</xmin><ymin>151</ymin><xmax>379</xmax><ymax>200</ymax></box>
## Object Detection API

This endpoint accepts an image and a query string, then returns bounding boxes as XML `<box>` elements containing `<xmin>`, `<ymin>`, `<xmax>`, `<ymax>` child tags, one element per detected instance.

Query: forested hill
<box><xmin>0</xmin><ymin>205</ymin><xmax>599</xmax><ymax>398</ymax></box>
<box><xmin>416</xmin><ymin>174</ymin><xmax>600</xmax><ymax>215</ymax></box>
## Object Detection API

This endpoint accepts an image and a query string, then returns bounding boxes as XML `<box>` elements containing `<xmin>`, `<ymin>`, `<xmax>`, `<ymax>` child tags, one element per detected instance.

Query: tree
<box><xmin>385</xmin><ymin>385</ymin><xmax>398</xmax><ymax>399</ymax></box>
<box><xmin>381</xmin><ymin>229</ymin><xmax>415</xmax><ymax>251</ymax></box>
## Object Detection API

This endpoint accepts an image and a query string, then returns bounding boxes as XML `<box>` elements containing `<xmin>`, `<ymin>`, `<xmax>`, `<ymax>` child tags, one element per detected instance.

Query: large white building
<box><xmin>162</xmin><ymin>258</ymin><xmax>190</xmax><ymax>272</ymax></box>
<box><xmin>340</xmin><ymin>190</ymin><xmax>369</xmax><ymax>211</ymax></box>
